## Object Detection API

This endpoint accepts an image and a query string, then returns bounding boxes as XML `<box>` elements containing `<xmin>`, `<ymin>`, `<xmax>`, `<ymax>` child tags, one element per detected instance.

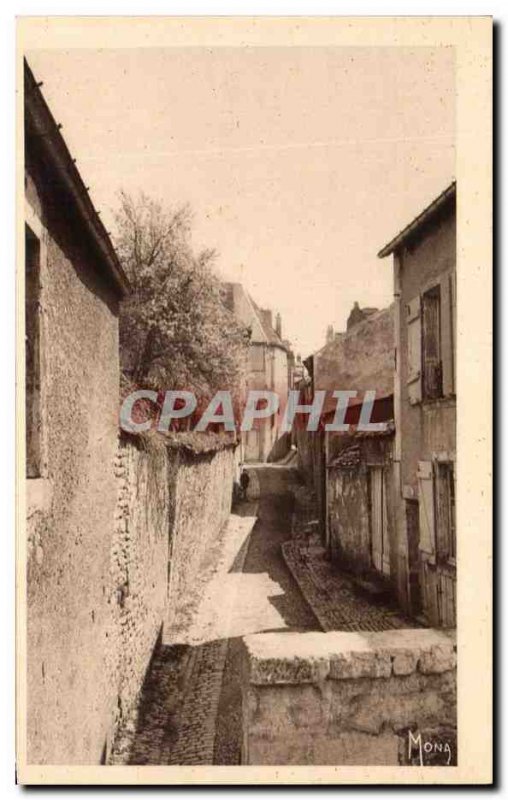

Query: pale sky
<box><xmin>26</xmin><ymin>47</ymin><xmax>455</xmax><ymax>357</ymax></box>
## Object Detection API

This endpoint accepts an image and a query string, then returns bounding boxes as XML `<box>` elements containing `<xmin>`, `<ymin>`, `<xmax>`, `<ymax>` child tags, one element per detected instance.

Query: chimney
<box><xmin>275</xmin><ymin>312</ymin><xmax>282</xmax><ymax>338</ymax></box>
<box><xmin>326</xmin><ymin>324</ymin><xmax>334</xmax><ymax>344</ymax></box>
<box><xmin>347</xmin><ymin>301</ymin><xmax>365</xmax><ymax>331</ymax></box>
<box><xmin>261</xmin><ymin>309</ymin><xmax>273</xmax><ymax>331</ymax></box>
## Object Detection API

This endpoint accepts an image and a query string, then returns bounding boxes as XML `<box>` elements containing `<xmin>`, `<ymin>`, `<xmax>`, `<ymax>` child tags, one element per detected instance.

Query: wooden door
<box><xmin>370</xmin><ymin>467</ymin><xmax>390</xmax><ymax>576</ymax></box>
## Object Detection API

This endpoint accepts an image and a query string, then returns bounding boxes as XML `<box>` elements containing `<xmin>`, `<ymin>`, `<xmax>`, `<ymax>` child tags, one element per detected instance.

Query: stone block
<box><xmin>329</xmin><ymin>649</ymin><xmax>392</xmax><ymax>680</ymax></box>
<box><xmin>250</xmin><ymin>654</ymin><xmax>330</xmax><ymax>685</ymax></box>
<box><xmin>392</xmin><ymin>650</ymin><xmax>418</xmax><ymax>676</ymax></box>
<box><xmin>418</xmin><ymin>643</ymin><xmax>456</xmax><ymax>674</ymax></box>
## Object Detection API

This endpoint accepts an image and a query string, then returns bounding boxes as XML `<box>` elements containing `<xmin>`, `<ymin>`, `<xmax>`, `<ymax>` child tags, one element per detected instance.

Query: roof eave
<box><xmin>24</xmin><ymin>60</ymin><xmax>130</xmax><ymax>298</ymax></box>
<box><xmin>377</xmin><ymin>181</ymin><xmax>456</xmax><ymax>259</ymax></box>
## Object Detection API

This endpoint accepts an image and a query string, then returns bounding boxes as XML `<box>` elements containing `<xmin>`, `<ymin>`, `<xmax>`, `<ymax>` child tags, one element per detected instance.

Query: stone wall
<box><xmin>110</xmin><ymin>433</ymin><xmax>237</xmax><ymax>760</ymax></box>
<box><xmin>242</xmin><ymin>629</ymin><xmax>456</xmax><ymax>766</ymax></box>
<box><xmin>107</xmin><ymin>435</ymin><xmax>171</xmax><ymax>760</ymax></box>
<box><xmin>166</xmin><ymin>443</ymin><xmax>237</xmax><ymax>630</ymax></box>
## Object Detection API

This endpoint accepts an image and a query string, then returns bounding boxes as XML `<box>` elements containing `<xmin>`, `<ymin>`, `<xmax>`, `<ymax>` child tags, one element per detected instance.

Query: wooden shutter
<box><xmin>450</xmin><ymin>270</ymin><xmax>456</xmax><ymax>393</ymax></box>
<box><xmin>441</xmin><ymin>273</ymin><xmax>454</xmax><ymax>396</ymax></box>
<box><xmin>417</xmin><ymin>460</ymin><xmax>436</xmax><ymax>562</ymax></box>
<box><xmin>422</xmin><ymin>288</ymin><xmax>442</xmax><ymax>399</ymax></box>
<box><xmin>406</xmin><ymin>296</ymin><xmax>422</xmax><ymax>405</ymax></box>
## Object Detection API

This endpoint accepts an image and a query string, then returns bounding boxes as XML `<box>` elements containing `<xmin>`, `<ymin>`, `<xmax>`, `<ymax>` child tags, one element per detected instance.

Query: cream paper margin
<box><xmin>15</xmin><ymin>15</ymin><xmax>492</xmax><ymax>786</ymax></box>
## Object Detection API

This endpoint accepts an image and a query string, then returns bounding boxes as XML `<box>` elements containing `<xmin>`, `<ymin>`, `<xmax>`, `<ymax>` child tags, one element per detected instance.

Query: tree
<box><xmin>114</xmin><ymin>191</ymin><xmax>249</xmax><ymax>423</ymax></box>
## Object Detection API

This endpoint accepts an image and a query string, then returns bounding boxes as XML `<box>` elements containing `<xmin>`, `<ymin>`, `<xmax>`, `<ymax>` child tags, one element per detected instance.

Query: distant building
<box><xmin>222</xmin><ymin>282</ymin><xmax>292</xmax><ymax>462</ymax></box>
<box><xmin>322</xmin><ymin>305</ymin><xmax>395</xmax><ymax>583</ymax></box>
<box><xmin>296</xmin><ymin>303</ymin><xmax>396</xmax><ymax>582</ymax></box>
<box><xmin>292</xmin><ymin>353</ymin><xmax>306</xmax><ymax>388</ymax></box>
<box><xmin>378</xmin><ymin>182</ymin><xmax>456</xmax><ymax>627</ymax></box>
<box><xmin>24</xmin><ymin>60</ymin><xmax>130</xmax><ymax>763</ymax></box>
<box><xmin>315</xmin><ymin>304</ymin><xmax>394</xmax><ymax>399</ymax></box>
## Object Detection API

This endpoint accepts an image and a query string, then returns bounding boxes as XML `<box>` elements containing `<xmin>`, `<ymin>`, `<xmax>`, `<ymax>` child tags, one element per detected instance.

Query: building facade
<box><xmin>222</xmin><ymin>282</ymin><xmax>292</xmax><ymax>462</ymax></box>
<box><xmin>378</xmin><ymin>182</ymin><xmax>456</xmax><ymax>627</ymax></box>
<box><xmin>24</xmin><ymin>61</ymin><xmax>130</xmax><ymax>763</ymax></box>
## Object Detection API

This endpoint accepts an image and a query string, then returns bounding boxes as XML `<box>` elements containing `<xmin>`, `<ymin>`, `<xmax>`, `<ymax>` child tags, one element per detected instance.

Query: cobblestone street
<box><xmin>281</xmin><ymin>540</ymin><xmax>415</xmax><ymax>632</ymax></box>
<box><xmin>121</xmin><ymin>466</ymin><xmax>318</xmax><ymax>765</ymax></box>
<box><xmin>121</xmin><ymin>464</ymin><xmax>416</xmax><ymax>765</ymax></box>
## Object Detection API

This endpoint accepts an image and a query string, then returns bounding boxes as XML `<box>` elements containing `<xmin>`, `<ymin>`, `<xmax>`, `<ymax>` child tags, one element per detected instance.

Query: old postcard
<box><xmin>16</xmin><ymin>16</ymin><xmax>492</xmax><ymax>785</ymax></box>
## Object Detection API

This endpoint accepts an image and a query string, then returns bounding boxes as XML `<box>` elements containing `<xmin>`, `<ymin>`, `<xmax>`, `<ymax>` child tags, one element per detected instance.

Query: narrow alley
<box><xmin>114</xmin><ymin>464</ymin><xmax>410</xmax><ymax>766</ymax></box>
<box><xmin>112</xmin><ymin>465</ymin><xmax>318</xmax><ymax>765</ymax></box>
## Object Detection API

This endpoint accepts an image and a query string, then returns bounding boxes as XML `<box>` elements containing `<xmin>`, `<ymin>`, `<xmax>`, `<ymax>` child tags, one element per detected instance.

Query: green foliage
<box><xmin>114</xmin><ymin>191</ymin><xmax>249</xmax><ymax>406</ymax></box>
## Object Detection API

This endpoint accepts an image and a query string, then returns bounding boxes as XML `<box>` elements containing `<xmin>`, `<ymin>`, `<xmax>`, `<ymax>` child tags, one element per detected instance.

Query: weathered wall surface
<box><xmin>107</xmin><ymin>436</ymin><xmax>171</xmax><ymax>759</ymax></box>
<box><xmin>167</xmin><ymin>444</ymin><xmax>236</xmax><ymax>627</ymax></box>
<box><xmin>327</xmin><ymin>435</ymin><xmax>397</xmax><ymax>583</ymax></box>
<box><xmin>242</xmin><ymin>629</ymin><xmax>456</xmax><ymax>766</ymax></box>
<box><xmin>26</xmin><ymin>178</ymin><xmax>122</xmax><ymax>765</ymax></box>
<box><xmin>328</xmin><ymin>465</ymin><xmax>371</xmax><ymax>571</ymax></box>
<box><xmin>110</xmin><ymin>434</ymin><xmax>237</xmax><ymax>759</ymax></box>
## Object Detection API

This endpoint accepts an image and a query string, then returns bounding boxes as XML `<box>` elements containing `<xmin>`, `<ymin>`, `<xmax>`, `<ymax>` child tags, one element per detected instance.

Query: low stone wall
<box><xmin>109</xmin><ymin>432</ymin><xmax>237</xmax><ymax>762</ymax></box>
<box><xmin>241</xmin><ymin>628</ymin><xmax>456</xmax><ymax>766</ymax></box>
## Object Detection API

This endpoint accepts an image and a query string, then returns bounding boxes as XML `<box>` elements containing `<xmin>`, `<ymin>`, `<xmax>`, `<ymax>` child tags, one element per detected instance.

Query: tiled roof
<box><xmin>330</xmin><ymin>444</ymin><xmax>361</xmax><ymax>468</ymax></box>
<box><xmin>250</xmin><ymin>299</ymin><xmax>287</xmax><ymax>349</ymax></box>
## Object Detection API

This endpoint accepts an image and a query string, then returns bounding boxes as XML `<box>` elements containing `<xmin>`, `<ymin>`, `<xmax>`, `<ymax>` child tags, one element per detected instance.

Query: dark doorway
<box><xmin>406</xmin><ymin>499</ymin><xmax>422</xmax><ymax>617</ymax></box>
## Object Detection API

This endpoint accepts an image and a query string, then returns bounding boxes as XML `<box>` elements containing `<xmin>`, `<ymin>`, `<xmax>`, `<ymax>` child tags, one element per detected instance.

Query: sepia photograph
<box><xmin>15</xmin><ymin>15</ymin><xmax>492</xmax><ymax>785</ymax></box>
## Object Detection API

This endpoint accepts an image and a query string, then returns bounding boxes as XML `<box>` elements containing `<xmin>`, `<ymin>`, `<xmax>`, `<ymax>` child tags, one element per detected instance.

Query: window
<box><xmin>422</xmin><ymin>285</ymin><xmax>443</xmax><ymax>400</ymax></box>
<box><xmin>406</xmin><ymin>274</ymin><xmax>455</xmax><ymax>405</ymax></box>
<box><xmin>435</xmin><ymin>462</ymin><xmax>456</xmax><ymax>564</ymax></box>
<box><xmin>25</xmin><ymin>224</ymin><xmax>41</xmax><ymax>477</ymax></box>
<box><xmin>250</xmin><ymin>345</ymin><xmax>265</xmax><ymax>373</ymax></box>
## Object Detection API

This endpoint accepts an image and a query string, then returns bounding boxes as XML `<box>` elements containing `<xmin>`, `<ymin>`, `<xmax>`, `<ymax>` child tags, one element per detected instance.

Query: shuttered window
<box><xmin>417</xmin><ymin>460</ymin><xmax>436</xmax><ymax>562</ymax></box>
<box><xmin>449</xmin><ymin>271</ymin><xmax>456</xmax><ymax>393</ymax></box>
<box><xmin>417</xmin><ymin>460</ymin><xmax>456</xmax><ymax>567</ymax></box>
<box><xmin>435</xmin><ymin>462</ymin><xmax>456</xmax><ymax>564</ymax></box>
<box><xmin>406</xmin><ymin>296</ymin><xmax>422</xmax><ymax>405</ymax></box>
<box><xmin>408</xmin><ymin>272</ymin><xmax>455</xmax><ymax>404</ymax></box>
<box><xmin>440</xmin><ymin>273</ymin><xmax>455</xmax><ymax>396</ymax></box>
<box><xmin>422</xmin><ymin>285</ymin><xmax>443</xmax><ymax>400</ymax></box>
